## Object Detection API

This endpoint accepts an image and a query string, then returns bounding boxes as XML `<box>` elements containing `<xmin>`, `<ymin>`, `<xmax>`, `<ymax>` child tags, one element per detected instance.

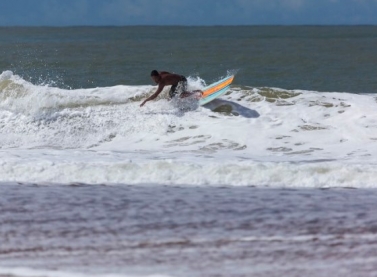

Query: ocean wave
<box><xmin>0</xmin><ymin>152</ymin><xmax>376</xmax><ymax>188</ymax></box>
<box><xmin>0</xmin><ymin>71</ymin><xmax>153</xmax><ymax>115</ymax></box>
<box><xmin>1</xmin><ymin>70</ymin><xmax>377</xmax><ymax>187</ymax></box>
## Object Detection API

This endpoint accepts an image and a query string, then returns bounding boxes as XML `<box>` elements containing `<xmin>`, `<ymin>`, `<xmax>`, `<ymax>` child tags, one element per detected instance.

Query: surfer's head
<box><xmin>151</xmin><ymin>70</ymin><xmax>160</xmax><ymax>83</ymax></box>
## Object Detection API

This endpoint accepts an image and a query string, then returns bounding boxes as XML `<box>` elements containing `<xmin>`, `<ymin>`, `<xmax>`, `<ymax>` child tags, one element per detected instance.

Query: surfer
<box><xmin>140</xmin><ymin>70</ymin><xmax>188</xmax><ymax>107</ymax></box>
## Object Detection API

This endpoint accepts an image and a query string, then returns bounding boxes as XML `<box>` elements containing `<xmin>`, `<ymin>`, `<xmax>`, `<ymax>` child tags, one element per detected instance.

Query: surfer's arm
<box><xmin>140</xmin><ymin>84</ymin><xmax>164</xmax><ymax>107</ymax></box>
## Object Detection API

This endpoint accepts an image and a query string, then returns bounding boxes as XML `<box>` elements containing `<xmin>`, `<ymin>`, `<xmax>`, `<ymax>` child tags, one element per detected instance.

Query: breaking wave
<box><xmin>1</xmin><ymin>70</ymin><xmax>377</xmax><ymax>187</ymax></box>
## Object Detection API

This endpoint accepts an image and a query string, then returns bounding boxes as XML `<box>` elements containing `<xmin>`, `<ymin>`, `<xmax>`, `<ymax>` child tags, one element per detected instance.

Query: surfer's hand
<box><xmin>140</xmin><ymin>100</ymin><xmax>147</xmax><ymax>107</ymax></box>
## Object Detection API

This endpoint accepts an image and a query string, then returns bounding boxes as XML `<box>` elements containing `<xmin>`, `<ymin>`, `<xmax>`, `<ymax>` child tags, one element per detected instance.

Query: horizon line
<box><xmin>0</xmin><ymin>24</ymin><xmax>377</xmax><ymax>28</ymax></box>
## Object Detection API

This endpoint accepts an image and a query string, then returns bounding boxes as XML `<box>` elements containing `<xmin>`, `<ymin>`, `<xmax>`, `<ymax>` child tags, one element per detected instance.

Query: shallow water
<box><xmin>1</xmin><ymin>184</ymin><xmax>377</xmax><ymax>277</ymax></box>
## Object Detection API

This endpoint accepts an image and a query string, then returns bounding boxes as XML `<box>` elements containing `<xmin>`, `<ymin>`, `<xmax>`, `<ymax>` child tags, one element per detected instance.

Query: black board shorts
<box><xmin>169</xmin><ymin>76</ymin><xmax>187</xmax><ymax>98</ymax></box>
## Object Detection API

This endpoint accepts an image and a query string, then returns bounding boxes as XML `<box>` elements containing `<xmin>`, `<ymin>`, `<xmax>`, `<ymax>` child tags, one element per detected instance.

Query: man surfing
<box><xmin>140</xmin><ymin>70</ymin><xmax>191</xmax><ymax>107</ymax></box>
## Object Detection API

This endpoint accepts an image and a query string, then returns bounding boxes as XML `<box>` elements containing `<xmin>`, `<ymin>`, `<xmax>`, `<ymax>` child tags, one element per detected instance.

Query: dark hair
<box><xmin>150</xmin><ymin>70</ymin><xmax>159</xmax><ymax>77</ymax></box>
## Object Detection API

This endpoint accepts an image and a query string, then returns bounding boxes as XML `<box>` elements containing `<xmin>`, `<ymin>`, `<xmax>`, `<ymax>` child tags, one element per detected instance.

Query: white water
<box><xmin>1</xmin><ymin>70</ymin><xmax>377</xmax><ymax>187</ymax></box>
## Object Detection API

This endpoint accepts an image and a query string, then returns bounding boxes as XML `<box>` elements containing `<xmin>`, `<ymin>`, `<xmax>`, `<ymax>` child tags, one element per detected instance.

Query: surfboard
<box><xmin>199</xmin><ymin>75</ymin><xmax>235</xmax><ymax>105</ymax></box>
<box><xmin>178</xmin><ymin>75</ymin><xmax>235</xmax><ymax>105</ymax></box>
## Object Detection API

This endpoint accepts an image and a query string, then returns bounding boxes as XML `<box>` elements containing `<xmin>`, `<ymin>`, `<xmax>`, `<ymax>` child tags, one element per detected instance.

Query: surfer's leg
<box><xmin>180</xmin><ymin>77</ymin><xmax>188</xmax><ymax>93</ymax></box>
<box><xmin>180</xmin><ymin>90</ymin><xmax>202</xmax><ymax>99</ymax></box>
<box><xmin>176</xmin><ymin>77</ymin><xmax>188</xmax><ymax>96</ymax></box>
<box><xmin>169</xmin><ymin>84</ymin><xmax>178</xmax><ymax>98</ymax></box>
<box><xmin>172</xmin><ymin>76</ymin><xmax>190</xmax><ymax>98</ymax></box>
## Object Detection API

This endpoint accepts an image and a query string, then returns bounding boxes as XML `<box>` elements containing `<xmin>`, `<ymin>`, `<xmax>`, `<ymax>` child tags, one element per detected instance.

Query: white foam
<box><xmin>1</xmin><ymin>71</ymin><xmax>377</xmax><ymax>187</ymax></box>
<box><xmin>1</xmin><ymin>151</ymin><xmax>376</xmax><ymax>187</ymax></box>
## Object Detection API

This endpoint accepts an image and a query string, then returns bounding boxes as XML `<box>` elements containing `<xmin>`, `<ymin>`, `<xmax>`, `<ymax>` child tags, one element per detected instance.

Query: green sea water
<box><xmin>1</xmin><ymin>26</ymin><xmax>377</xmax><ymax>93</ymax></box>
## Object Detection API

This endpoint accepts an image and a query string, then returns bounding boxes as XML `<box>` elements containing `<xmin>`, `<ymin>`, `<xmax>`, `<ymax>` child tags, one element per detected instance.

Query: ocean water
<box><xmin>1</xmin><ymin>26</ymin><xmax>377</xmax><ymax>277</ymax></box>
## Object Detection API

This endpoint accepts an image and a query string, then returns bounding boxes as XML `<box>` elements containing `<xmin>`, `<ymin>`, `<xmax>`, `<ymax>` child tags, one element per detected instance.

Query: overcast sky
<box><xmin>0</xmin><ymin>0</ymin><xmax>377</xmax><ymax>26</ymax></box>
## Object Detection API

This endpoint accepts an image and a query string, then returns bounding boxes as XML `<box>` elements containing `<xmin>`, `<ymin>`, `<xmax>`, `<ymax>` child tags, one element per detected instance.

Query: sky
<box><xmin>0</xmin><ymin>0</ymin><xmax>377</xmax><ymax>26</ymax></box>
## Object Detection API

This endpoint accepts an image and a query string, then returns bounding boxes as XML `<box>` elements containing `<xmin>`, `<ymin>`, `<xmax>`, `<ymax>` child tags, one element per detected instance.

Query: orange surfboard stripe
<box><xmin>202</xmin><ymin>76</ymin><xmax>234</xmax><ymax>98</ymax></box>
